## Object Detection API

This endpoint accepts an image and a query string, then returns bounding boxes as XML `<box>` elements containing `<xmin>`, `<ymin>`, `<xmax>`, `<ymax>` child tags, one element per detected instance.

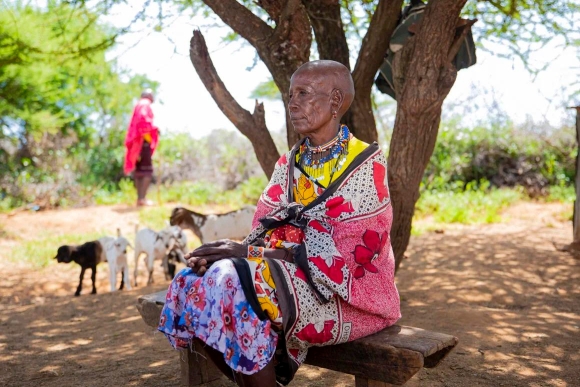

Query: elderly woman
<box><xmin>158</xmin><ymin>60</ymin><xmax>400</xmax><ymax>386</ymax></box>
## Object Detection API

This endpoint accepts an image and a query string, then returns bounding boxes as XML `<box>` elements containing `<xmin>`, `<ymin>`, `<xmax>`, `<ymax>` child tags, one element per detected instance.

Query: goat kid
<box><xmin>169</xmin><ymin>206</ymin><xmax>255</xmax><ymax>243</ymax></box>
<box><xmin>99</xmin><ymin>229</ymin><xmax>132</xmax><ymax>292</ymax></box>
<box><xmin>133</xmin><ymin>225</ymin><xmax>182</xmax><ymax>286</ymax></box>
<box><xmin>162</xmin><ymin>228</ymin><xmax>188</xmax><ymax>280</ymax></box>
<box><xmin>54</xmin><ymin>241</ymin><xmax>103</xmax><ymax>296</ymax></box>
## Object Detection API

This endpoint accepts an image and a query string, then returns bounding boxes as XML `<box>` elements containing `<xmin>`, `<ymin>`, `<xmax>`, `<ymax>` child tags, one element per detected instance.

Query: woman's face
<box><xmin>288</xmin><ymin>71</ymin><xmax>334</xmax><ymax>137</ymax></box>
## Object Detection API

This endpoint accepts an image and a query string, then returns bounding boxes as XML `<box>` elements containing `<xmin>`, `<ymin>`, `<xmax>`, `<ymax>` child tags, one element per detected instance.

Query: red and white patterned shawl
<box><xmin>245</xmin><ymin>141</ymin><xmax>401</xmax><ymax>381</ymax></box>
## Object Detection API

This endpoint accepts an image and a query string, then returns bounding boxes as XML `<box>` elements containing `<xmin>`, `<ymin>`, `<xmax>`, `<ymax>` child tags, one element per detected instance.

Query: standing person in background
<box><xmin>124</xmin><ymin>89</ymin><xmax>159</xmax><ymax>207</ymax></box>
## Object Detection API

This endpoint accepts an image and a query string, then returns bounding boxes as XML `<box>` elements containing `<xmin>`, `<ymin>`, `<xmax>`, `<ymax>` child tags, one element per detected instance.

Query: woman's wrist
<box><xmin>263</xmin><ymin>247</ymin><xmax>294</xmax><ymax>263</ymax></box>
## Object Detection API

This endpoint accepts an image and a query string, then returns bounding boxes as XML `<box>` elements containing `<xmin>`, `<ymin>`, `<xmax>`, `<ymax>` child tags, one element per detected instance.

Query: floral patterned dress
<box><xmin>158</xmin><ymin>261</ymin><xmax>279</xmax><ymax>374</ymax></box>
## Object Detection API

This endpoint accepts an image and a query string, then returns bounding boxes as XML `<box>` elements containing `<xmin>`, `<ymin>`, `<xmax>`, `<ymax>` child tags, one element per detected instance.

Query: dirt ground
<box><xmin>0</xmin><ymin>202</ymin><xmax>578</xmax><ymax>387</ymax></box>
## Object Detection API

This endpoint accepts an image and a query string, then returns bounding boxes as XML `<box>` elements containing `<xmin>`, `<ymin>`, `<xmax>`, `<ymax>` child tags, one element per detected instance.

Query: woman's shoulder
<box><xmin>349</xmin><ymin>136</ymin><xmax>370</xmax><ymax>153</ymax></box>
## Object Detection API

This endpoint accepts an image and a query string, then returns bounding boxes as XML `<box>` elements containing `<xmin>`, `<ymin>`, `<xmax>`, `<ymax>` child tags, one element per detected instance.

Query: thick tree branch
<box><xmin>189</xmin><ymin>30</ymin><xmax>279</xmax><ymax>178</ymax></box>
<box><xmin>204</xmin><ymin>0</ymin><xmax>311</xmax><ymax>149</ymax></box>
<box><xmin>401</xmin><ymin>0</ymin><xmax>467</xmax><ymax>110</ymax></box>
<box><xmin>352</xmin><ymin>0</ymin><xmax>404</xmax><ymax>93</ymax></box>
<box><xmin>344</xmin><ymin>0</ymin><xmax>403</xmax><ymax>143</ymax></box>
<box><xmin>202</xmin><ymin>0</ymin><xmax>273</xmax><ymax>50</ymax></box>
<box><xmin>302</xmin><ymin>0</ymin><xmax>350</xmax><ymax>68</ymax></box>
<box><xmin>272</xmin><ymin>0</ymin><xmax>304</xmax><ymax>42</ymax></box>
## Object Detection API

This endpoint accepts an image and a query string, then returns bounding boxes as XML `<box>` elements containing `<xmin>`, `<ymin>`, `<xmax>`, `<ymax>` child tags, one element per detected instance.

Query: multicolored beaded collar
<box><xmin>298</xmin><ymin>125</ymin><xmax>350</xmax><ymax>183</ymax></box>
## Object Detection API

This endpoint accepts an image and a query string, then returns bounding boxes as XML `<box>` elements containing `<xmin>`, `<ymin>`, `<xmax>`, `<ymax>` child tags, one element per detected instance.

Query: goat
<box><xmin>133</xmin><ymin>224</ymin><xmax>182</xmax><ymax>286</ymax></box>
<box><xmin>169</xmin><ymin>206</ymin><xmax>256</xmax><ymax>243</ymax></box>
<box><xmin>161</xmin><ymin>227</ymin><xmax>188</xmax><ymax>280</ymax></box>
<box><xmin>99</xmin><ymin>228</ymin><xmax>133</xmax><ymax>292</ymax></box>
<box><xmin>54</xmin><ymin>241</ymin><xmax>103</xmax><ymax>296</ymax></box>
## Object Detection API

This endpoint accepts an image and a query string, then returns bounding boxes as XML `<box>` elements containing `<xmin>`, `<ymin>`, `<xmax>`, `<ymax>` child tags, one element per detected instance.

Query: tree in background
<box><xmin>172</xmin><ymin>0</ymin><xmax>579</xmax><ymax>270</ymax></box>
<box><xmin>0</xmin><ymin>1</ymin><xmax>156</xmax><ymax>207</ymax></box>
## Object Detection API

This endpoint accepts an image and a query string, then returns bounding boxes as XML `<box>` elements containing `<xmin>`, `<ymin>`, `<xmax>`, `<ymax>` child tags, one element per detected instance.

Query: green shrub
<box><xmin>424</xmin><ymin>123</ymin><xmax>574</xmax><ymax>194</ymax></box>
<box><xmin>545</xmin><ymin>185</ymin><xmax>575</xmax><ymax>203</ymax></box>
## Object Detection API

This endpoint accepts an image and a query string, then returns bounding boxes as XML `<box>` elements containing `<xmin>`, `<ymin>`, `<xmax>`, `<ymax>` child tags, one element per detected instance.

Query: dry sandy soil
<box><xmin>0</xmin><ymin>202</ymin><xmax>577</xmax><ymax>387</ymax></box>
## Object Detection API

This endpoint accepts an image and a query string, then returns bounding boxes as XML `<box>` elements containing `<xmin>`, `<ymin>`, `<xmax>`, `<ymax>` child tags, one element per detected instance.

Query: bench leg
<box><xmin>355</xmin><ymin>377</ymin><xmax>400</xmax><ymax>387</ymax></box>
<box><xmin>179</xmin><ymin>347</ymin><xmax>226</xmax><ymax>387</ymax></box>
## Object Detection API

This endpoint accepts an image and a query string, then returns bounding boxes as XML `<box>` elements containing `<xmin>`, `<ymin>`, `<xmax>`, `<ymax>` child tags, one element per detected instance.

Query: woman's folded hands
<box><xmin>185</xmin><ymin>239</ymin><xmax>246</xmax><ymax>275</ymax></box>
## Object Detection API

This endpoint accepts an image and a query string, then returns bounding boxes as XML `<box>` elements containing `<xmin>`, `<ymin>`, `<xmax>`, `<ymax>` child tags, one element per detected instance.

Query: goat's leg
<box><xmin>119</xmin><ymin>271</ymin><xmax>125</xmax><ymax>290</ymax></box>
<box><xmin>109</xmin><ymin>262</ymin><xmax>116</xmax><ymax>292</ymax></box>
<box><xmin>146</xmin><ymin>256</ymin><xmax>154</xmax><ymax>285</ymax></box>
<box><xmin>177</xmin><ymin>250</ymin><xmax>187</xmax><ymax>265</ymax></box>
<box><xmin>90</xmin><ymin>265</ymin><xmax>97</xmax><ymax>294</ymax></box>
<box><xmin>133</xmin><ymin>252</ymin><xmax>140</xmax><ymax>287</ymax></box>
<box><xmin>162</xmin><ymin>256</ymin><xmax>170</xmax><ymax>280</ymax></box>
<box><xmin>75</xmin><ymin>267</ymin><xmax>86</xmax><ymax>296</ymax></box>
<box><xmin>123</xmin><ymin>265</ymin><xmax>132</xmax><ymax>290</ymax></box>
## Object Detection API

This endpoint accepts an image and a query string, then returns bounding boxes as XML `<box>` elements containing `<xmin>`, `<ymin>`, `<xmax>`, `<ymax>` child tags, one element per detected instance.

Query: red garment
<box><xmin>124</xmin><ymin>98</ymin><xmax>159</xmax><ymax>175</ymax></box>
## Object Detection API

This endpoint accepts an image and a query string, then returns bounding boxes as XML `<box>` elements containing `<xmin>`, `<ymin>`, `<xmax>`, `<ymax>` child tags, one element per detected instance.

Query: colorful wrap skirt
<box><xmin>158</xmin><ymin>260</ymin><xmax>279</xmax><ymax>375</ymax></box>
<box><xmin>134</xmin><ymin>141</ymin><xmax>153</xmax><ymax>177</ymax></box>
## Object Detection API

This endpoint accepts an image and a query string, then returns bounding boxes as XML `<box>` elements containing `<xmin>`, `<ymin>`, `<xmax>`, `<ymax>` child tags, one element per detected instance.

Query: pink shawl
<box><xmin>123</xmin><ymin>98</ymin><xmax>159</xmax><ymax>175</ymax></box>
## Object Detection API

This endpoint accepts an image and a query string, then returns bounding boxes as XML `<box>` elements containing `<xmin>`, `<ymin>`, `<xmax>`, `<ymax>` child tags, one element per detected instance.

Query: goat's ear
<box><xmin>116</xmin><ymin>228</ymin><xmax>122</xmax><ymax>237</ymax></box>
<box><xmin>127</xmin><ymin>242</ymin><xmax>134</xmax><ymax>250</ymax></box>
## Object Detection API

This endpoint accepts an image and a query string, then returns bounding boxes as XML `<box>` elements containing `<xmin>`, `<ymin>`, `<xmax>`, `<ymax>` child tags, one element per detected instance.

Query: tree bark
<box><xmin>388</xmin><ymin>0</ymin><xmax>468</xmax><ymax>271</ymax></box>
<box><xmin>345</xmin><ymin>0</ymin><xmax>404</xmax><ymax>142</ymax></box>
<box><xmin>302</xmin><ymin>0</ymin><xmax>350</xmax><ymax>68</ymax></box>
<box><xmin>189</xmin><ymin>30</ymin><xmax>280</xmax><ymax>178</ymax></box>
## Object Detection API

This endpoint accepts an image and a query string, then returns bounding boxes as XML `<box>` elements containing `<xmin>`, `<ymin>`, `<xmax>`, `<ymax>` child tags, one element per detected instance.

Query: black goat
<box><xmin>54</xmin><ymin>241</ymin><xmax>103</xmax><ymax>296</ymax></box>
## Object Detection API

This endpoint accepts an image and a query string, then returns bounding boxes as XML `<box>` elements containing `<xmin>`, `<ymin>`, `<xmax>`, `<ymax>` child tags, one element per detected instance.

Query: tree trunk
<box><xmin>388</xmin><ymin>0</ymin><xmax>468</xmax><ymax>271</ymax></box>
<box><xmin>389</xmin><ymin>110</ymin><xmax>443</xmax><ymax>270</ymax></box>
<box><xmin>302</xmin><ymin>0</ymin><xmax>350</xmax><ymax>68</ymax></box>
<box><xmin>343</xmin><ymin>93</ymin><xmax>377</xmax><ymax>142</ymax></box>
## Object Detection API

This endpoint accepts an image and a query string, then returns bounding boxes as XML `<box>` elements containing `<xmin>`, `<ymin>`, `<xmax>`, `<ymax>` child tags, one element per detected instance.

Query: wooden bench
<box><xmin>137</xmin><ymin>291</ymin><xmax>458</xmax><ymax>386</ymax></box>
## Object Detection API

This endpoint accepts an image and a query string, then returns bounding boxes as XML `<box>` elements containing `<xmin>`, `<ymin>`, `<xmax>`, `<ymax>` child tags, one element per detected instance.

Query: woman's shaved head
<box><xmin>288</xmin><ymin>60</ymin><xmax>356</xmax><ymax>144</ymax></box>
<box><xmin>291</xmin><ymin>60</ymin><xmax>354</xmax><ymax>116</ymax></box>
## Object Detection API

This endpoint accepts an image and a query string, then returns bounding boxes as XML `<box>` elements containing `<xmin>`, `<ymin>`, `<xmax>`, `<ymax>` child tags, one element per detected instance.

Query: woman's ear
<box><xmin>331</xmin><ymin>88</ymin><xmax>345</xmax><ymax>112</ymax></box>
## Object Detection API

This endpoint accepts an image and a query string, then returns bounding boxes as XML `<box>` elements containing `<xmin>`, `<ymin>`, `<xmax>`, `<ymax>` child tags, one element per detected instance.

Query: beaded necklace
<box><xmin>298</xmin><ymin>125</ymin><xmax>350</xmax><ymax>183</ymax></box>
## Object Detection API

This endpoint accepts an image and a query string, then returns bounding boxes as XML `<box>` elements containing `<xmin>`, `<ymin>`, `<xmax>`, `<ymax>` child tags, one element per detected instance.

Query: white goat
<box><xmin>99</xmin><ymin>229</ymin><xmax>132</xmax><ymax>292</ymax></box>
<box><xmin>133</xmin><ymin>225</ymin><xmax>182</xmax><ymax>286</ymax></box>
<box><xmin>169</xmin><ymin>206</ymin><xmax>255</xmax><ymax>243</ymax></box>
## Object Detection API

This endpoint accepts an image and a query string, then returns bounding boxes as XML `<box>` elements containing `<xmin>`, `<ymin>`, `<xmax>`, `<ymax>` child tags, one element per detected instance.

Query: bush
<box><xmin>424</xmin><ymin>123</ymin><xmax>575</xmax><ymax>196</ymax></box>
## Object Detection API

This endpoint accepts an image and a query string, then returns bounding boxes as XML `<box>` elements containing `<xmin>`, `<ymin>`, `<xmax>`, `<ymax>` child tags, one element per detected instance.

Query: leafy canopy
<box><xmin>0</xmin><ymin>1</ymin><xmax>156</xmax><ymax>206</ymax></box>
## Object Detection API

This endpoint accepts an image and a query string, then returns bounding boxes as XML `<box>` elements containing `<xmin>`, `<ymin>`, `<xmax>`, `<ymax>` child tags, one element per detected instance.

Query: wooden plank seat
<box><xmin>137</xmin><ymin>291</ymin><xmax>458</xmax><ymax>386</ymax></box>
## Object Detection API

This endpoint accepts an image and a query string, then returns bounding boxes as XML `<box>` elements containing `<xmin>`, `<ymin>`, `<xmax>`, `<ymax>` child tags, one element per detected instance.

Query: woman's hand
<box><xmin>185</xmin><ymin>239</ymin><xmax>246</xmax><ymax>276</ymax></box>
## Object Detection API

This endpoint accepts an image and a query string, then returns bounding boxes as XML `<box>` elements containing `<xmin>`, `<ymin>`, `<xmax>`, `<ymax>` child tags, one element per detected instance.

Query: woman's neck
<box><xmin>308</xmin><ymin>124</ymin><xmax>341</xmax><ymax>146</ymax></box>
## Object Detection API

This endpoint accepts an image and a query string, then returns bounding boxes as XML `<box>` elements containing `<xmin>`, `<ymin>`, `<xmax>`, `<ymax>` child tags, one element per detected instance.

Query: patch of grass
<box><xmin>0</xmin><ymin>224</ymin><xmax>11</xmax><ymax>239</ymax></box>
<box><xmin>10</xmin><ymin>230</ymin><xmax>107</xmax><ymax>268</ymax></box>
<box><xmin>138</xmin><ymin>206</ymin><xmax>171</xmax><ymax>231</ymax></box>
<box><xmin>94</xmin><ymin>176</ymin><xmax>268</xmax><ymax>208</ymax></box>
<box><xmin>556</xmin><ymin>207</ymin><xmax>573</xmax><ymax>222</ymax></box>
<box><xmin>414</xmin><ymin>188</ymin><xmax>523</xmax><ymax>228</ymax></box>
<box><xmin>93</xmin><ymin>179</ymin><xmax>136</xmax><ymax>205</ymax></box>
<box><xmin>545</xmin><ymin>185</ymin><xmax>574</xmax><ymax>203</ymax></box>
